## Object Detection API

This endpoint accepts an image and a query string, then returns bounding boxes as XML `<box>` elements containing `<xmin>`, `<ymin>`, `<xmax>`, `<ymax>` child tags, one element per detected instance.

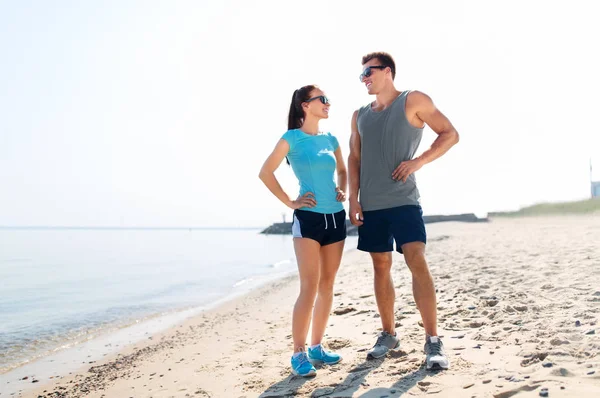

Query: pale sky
<box><xmin>1</xmin><ymin>0</ymin><xmax>599</xmax><ymax>227</ymax></box>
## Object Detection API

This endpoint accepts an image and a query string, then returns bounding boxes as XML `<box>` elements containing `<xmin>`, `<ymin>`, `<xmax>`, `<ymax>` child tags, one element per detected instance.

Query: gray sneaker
<box><xmin>367</xmin><ymin>331</ymin><xmax>400</xmax><ymax>359</ymax></box>
<box><xmin>424</xmin><ymin>336</ymin><xmax>449</xmax><ymax>370</ymax></box>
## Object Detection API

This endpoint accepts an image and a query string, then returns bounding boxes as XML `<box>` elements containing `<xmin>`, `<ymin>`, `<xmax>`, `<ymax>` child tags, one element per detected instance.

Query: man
<box><xmin>348</xmin><ymin>52</ymin><xmax>459</xmax><ymax>370</ymax></box>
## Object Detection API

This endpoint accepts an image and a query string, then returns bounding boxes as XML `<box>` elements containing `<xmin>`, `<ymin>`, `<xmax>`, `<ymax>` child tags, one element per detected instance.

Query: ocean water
<box><xmin>0</xmin><ymin>228</ymin><xmax>357</xmax><ymax>374</ymax></box>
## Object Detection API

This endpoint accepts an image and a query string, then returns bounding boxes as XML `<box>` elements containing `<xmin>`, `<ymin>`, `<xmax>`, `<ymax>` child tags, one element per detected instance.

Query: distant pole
<box><xmin>282</xmin><ymin>213</ymin><xmax>286</xmax><ymax>223</ymax></box>
<box><xmin>591</xmin><ymin>157</ymin><xmax>594</xmax><ymax>198</ymax></box>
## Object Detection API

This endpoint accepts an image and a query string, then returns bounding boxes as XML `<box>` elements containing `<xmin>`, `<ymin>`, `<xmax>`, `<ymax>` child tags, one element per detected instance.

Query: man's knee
<box><xmin>371</xmin><ymin>253</ymin><xmax>392</xmax><ymax>275</ymax></box>
<box><xmin>402</xmin><ymin>242</ymin><xmax>428</xmax><ymax>271</ymax></box>
<box><xmin>402</xmin><ymin>241</ymin><xmax>425</xmax><ymax>259</ymax></box>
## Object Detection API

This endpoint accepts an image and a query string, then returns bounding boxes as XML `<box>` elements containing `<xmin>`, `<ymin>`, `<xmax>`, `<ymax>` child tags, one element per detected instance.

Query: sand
<box><xmin>10</xmin><ymin>216</ymin><xmax>600</xmax><ymax>397</ymax></box>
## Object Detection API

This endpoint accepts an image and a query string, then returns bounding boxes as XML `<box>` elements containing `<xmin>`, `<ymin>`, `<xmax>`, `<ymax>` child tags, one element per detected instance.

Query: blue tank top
<box><xmin>281</xmin><ymin>129</ymin><xmax>344</xmax><ymax>214</ymax></box>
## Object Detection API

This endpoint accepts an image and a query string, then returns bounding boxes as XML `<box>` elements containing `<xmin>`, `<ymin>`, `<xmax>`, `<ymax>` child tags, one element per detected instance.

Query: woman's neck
<box><xmin>300</xmin><ymin>117</ymin><xmax>320</xmax><ymax>135</ymax></box>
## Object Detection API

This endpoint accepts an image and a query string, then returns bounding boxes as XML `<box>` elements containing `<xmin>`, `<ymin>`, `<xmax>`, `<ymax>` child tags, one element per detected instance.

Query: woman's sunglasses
<box><xmin>359</xmin><ymin>65</ymin><xmax>387</xmax><ymax>82</ymax></box>
<box><xmin>305</xmin><ymin>95</ymin><xmax>330</xmax><ymax>105</ymax></box>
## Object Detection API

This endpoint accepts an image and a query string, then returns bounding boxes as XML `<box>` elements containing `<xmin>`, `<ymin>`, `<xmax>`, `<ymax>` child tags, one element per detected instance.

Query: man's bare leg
<box><xmin>371</xmin><ymin>252</ymin><xmax>395</xmax><ymax>334</ymax></box>
<box><xmin>401</xmin><ymin>241</ymin><xmax>437</xmax><ymax>337</ymax></box>
<box><xmin>366</xmin><ymin>251</ymin><xmax>401</xmax><ymax>359</ymax></box>
<box><xmin>401</xmin><ymin>241</ymin><xmax>448</xmax><ymax>369</ymax></box>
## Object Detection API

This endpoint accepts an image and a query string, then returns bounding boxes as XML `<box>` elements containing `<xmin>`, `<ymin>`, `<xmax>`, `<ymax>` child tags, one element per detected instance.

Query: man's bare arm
<box><xmin>393</xmin><ymin>92</ymin><xmax>459</xmax><ymax>182</ymax></box>
<box><xmin>413</xmin><ymin>91</ymin><xmax>459</xmax><ymax>164</ymax></box>
<box><xmin>333</xmin><ymin>147</ymin><xmax>347</xmax><ymax>202</ymax></box>
<box><xmin>348</xmin><ymin>110</ymin><xmax>364</xmax><ymax>226</ymax></box>
<box><xmin>348</xmin><ymin>110</ymin><xmax>361</xmax><ymax>202</ymax></box>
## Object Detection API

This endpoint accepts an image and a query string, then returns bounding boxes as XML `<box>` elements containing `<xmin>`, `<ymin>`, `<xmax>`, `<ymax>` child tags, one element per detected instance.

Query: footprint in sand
<box><xmin>416</xmin><ymin>380</ymin><xmax>442</xmax><ymax>394</ymax></box>
<box><xmin>430</xmin><ymin>235</ymin><xmax>450</xmax><ymax>242</ymax></box>
<box><xmin>333</xmin><ymin>306</ymin><xmax>356</xmax><ymax>315</ymax></box>
<box><xmin>551</xmin><ymin>367</ymin><xmax>576</xmax><ymax>377</ymax></box>
<box><xmin>493</xmin><ymin>384</ymin><xmax>541</xmax><ymax>398</ymax></box>
<box><xmin>194</xmin><ymin>388</ymin><xmax>211</xmax><ymax>397</ymax></box>
<box><xmin>325</xmin><ymin>338</ymin><xmax>352</xmax><ymax>350</ymax></box>
<box><xmin>388</xmin><ymin>349</ymin><xmax>409</xmax><ymax>359</ymax></box>
<box><xmin>550</xmin><ymin>337</ymin><xmax>570</xmax><ymax>346</ymax></box>
<box><xmin>520</xmin><ymin>352</ymin><xmax>548</xmax><ymax>367</ymax></box>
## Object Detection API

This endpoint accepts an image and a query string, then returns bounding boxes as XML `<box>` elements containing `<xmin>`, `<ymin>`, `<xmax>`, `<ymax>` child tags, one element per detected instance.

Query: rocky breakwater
<box><xmin>261</xmin><ymin>213</ymin><xmax>488</xmax><ymax>235</ymax></box>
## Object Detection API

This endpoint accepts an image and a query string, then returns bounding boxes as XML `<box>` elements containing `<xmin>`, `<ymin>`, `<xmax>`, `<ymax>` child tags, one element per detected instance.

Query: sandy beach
<box><xmin>9</xmin><ymin>216</ymin><xmax>600</xmax><ymax>397</ymax></box>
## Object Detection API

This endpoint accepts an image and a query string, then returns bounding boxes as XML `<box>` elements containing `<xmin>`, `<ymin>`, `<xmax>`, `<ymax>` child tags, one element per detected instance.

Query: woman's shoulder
<box><xmin>323</xmin><ymin>132</ymin><xmax>339</xmax><ymax>148</ymax></box>
<box><xmin>281</xmin><ymin>128</ymin><xmax>300</xmax><ymax>140</ymax></box>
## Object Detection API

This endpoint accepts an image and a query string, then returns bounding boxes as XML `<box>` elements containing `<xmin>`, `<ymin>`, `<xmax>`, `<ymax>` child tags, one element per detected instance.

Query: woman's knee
<box><xmin>317</xmin><ymin>277</ymin><xmax>335</xmax><ymax>296</ymax></box>
<box><xmin>299</xmin><ymin>278</ymin><xmax>319</xmax><ymax>298</ymax></box>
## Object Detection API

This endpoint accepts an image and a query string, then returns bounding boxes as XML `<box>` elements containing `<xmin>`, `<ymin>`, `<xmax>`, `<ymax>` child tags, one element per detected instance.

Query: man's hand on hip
<box><xmin>392</xmin><ymin>158</ymin><xmax>424</xmax><ymax>183</ymax></box>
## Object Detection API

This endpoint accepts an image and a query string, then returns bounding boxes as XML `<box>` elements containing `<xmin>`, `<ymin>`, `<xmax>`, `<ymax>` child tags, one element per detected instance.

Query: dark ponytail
<box><xmin>287</xmin><ymin>85</ymin><xmax>316</xmax><ymax>130</ymax></box>
<box><xmin>285</xmin><ymin>85</ymin><xmax>316</xmax><ymax>165</ymax></box>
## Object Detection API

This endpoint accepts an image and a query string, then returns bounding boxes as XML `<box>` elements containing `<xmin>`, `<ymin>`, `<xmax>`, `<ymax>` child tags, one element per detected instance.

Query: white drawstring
<box><xmin>323</xmin><ymin>213</ymin><xmax>337</xmax><ymax>230</ymax></box>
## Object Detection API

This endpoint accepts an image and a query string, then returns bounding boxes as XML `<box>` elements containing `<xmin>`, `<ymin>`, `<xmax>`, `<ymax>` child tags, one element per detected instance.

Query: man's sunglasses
<box><xmin>305</xmin><ymin>95</ymin><xmax>330</xmax><ymax>105</ymax></box>
<box><xmin>359</xmin><ymin>65</ymin><xmax>387</xmax><ymax>82</ymax></box>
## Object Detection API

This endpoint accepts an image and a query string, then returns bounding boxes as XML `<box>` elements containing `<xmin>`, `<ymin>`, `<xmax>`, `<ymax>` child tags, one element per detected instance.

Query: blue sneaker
<box><xmin>307</xmin><ymin>344</ymin><xmax>342</xmax><ymax>366</ymax></box>
<box><xmin>291</xmin><ymin>351</ymin><xmax>316</xmax><ymax>377</ymax></box>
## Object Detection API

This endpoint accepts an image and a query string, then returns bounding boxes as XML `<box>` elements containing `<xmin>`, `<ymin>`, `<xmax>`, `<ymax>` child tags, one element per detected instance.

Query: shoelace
<box><xmin>295</xmin><ymin>351</ymin><xmax>310</xmax><ymax>366</ymax></box>
<box><xmin>317</xmin><ymin>346</ymin><xmax>328</xmax><ymax>357</ymax></box>
<box><xmin>374</xmin><ymin>333</ymin><xmax>390</xmax><ymax>347</ymax></box>
<box><xmin>428</xmin><ymin>340</ymin><xmax>443</xmax><ymax>356</ymax></box>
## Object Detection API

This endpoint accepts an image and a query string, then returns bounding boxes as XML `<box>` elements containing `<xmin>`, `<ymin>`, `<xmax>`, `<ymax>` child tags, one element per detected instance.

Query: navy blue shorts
<box><xmin>357</xmin><ymin>205</ymin><xmax>426</xmax><ymax>253</ymax></box>
<box><xmin>292</xmin><ymin>209</ymin><xmax>347</xmax><ymax>246</ymax></box>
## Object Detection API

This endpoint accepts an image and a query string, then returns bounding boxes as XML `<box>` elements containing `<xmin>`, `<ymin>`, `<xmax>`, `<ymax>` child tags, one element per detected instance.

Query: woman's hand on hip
<box><xmin>289</xmin><ymin>192</ymin><xmax>317</xmax><ymax>209</ymax></box>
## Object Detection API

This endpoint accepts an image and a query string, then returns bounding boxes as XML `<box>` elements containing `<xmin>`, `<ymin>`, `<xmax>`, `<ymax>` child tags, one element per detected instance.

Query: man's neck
<box><xmin>374</xmin><ymin>85</ymin><xmax>402</xmax><ymax>108</ymax></box>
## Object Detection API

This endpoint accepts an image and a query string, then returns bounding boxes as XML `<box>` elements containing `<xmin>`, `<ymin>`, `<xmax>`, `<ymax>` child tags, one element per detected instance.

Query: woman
<box><xmin>259</xmin><ymin>85</ymin><xmax>347</xmax><ymax>377</ymax></box>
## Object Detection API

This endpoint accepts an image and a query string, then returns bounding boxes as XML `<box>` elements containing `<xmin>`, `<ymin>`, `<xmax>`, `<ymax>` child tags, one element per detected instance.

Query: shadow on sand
<box><xmin>358</xmin><ymin>365</ymin><xmax>440</xmax><ymax>397</ymax></box>
<box><xmin>260</xmin><ymin>357</ymin><xmax>384</xmax><ymax>397</ymax></box>
<box><xmin>259</xmin><ymin>372</ymin><xmax>312</xmax><ymax>397</ymax></box>
<box><xmin>309</xmin><ymin>357</ymin><xmax>385</xmax><ymax>397</ymax></box>
<box><xmin>260</xmin><ymin>357</ymin><xmax>439</xmax><ymax>397</ymax></box>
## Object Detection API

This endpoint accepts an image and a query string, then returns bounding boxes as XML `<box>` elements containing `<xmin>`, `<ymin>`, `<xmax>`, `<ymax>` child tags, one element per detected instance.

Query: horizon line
<box><xmin>0</xmin><ymin>226</ymin><xmax>264</xmax><ymax>230</ymax></box>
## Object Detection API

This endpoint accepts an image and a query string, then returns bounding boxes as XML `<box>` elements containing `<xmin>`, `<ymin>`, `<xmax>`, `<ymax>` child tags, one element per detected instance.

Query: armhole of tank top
<box><xmin>356</xmin><ymin>106</ymin><xmax>366</xmax><ymax>128</ymax></box>
<box><xmin>402</xmin><ymin>90</ymin><xmax>425</xmax><ymax>130</ymax></box>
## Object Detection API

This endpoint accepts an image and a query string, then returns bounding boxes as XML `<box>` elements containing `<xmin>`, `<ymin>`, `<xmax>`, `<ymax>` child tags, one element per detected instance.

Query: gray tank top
<box><xmin>357</xmin><ymin>91</ymin><xmax>424</xmax><ymax>211</ymax></box>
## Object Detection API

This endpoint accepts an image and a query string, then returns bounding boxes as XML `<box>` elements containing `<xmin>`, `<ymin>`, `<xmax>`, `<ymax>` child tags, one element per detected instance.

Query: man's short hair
<box><xmin>362</xmin><ymin>52</ymin><xmax>396</xmax><ymax>80</ymax></box>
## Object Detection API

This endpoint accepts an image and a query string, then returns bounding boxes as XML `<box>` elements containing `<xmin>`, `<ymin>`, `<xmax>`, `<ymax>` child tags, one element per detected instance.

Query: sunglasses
<box><xmin>359</xmin><ymin>65</ymin><xmax>387</xmax><ymax>82</ymax></box>
<box><xmin>305</xmin><ymin>95</ymin><xmax>330</xmax><ymax>105</ymax></box>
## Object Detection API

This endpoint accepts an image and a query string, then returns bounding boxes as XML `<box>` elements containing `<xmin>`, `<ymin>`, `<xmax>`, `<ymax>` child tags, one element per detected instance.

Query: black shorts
<box><xmin>357</xmin><ymin>205</ymin><xmax>426</xmax><ymax>254</ymax></box>
<box><xmin>292</xmin><ymin>209</ymin><xmax>347</xmax><ymax>246</ymax></box>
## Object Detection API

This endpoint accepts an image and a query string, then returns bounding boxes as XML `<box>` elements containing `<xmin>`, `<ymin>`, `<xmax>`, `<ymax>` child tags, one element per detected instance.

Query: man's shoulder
<box><xmin>356</xmin><ymin>103</ymin><xmax>371</xmax><ymax>118</ymax></box>
<box><xmin>406</xmin><ymin>90</ymin><xmax>432</xmax><ymax>105</ymax></box>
